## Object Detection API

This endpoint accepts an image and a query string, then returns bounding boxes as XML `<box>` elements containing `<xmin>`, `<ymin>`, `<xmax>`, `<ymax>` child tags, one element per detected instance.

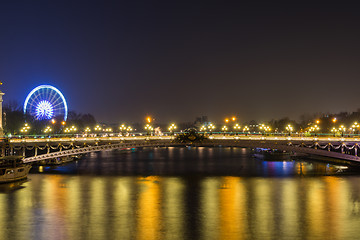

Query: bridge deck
<box><xmin>20</xmin><ymin>138</ymin><xmax>360</xmax><ymax>165</ymax></box>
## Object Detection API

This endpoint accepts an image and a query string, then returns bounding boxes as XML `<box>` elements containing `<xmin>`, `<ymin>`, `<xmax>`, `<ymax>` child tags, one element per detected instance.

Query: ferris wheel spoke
<box><xmin>51</xmin><ymin>96</ymin><xmax>62</xmax><ymax>105</ymax></box>
<box><xmin>26</xmin><ymin>102</ymin><xmax>38</xmax><ymax>112</ymax></box>
<box><xmin>43</xmin><ymin>88</ymin><xmax>51</xmax><ymax>101</ymax></box>
<box><xmin>53</xmin><ymin>104</ymin><xmax>64</xmax><ymax>110</ymax></box>
<box><xmin>31</xmin><ymin>92</ymin><xmax>41</xmax><ymax>103</ymax></box>
<box><xmin>32</xmin><ymin>92</ymin><xmax>44</xmax><ymax>106</ymax></box>
<box><xmin>27</xmin><ymin>101</ymin><xmax>37</xmax><ymax>108</ymax></box>
<box><xmin>50</xmin><ymin>95</ymin><xmax>62</xmax><ymax>106</ymax></box>
<box><xmin>39</xmin><ymin>89</ymin><xmax>46</xmax><ymax>100</ymax></box>
<box><xmin>48</xmin><ymin>90</ymin><xmax>58</xmax><ymax>104</ymax></box>
<box><xmin>52</xmin><ymin>101</ymin><xmax>64</xmax><ymax>109</ymax></box>
<box><xmin>52</xmin><ymin>95</ymin><xmax>65</xmax><ymax>108</ymax></box>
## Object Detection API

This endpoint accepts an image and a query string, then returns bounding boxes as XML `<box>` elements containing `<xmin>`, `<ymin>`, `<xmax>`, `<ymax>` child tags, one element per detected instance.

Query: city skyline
<box><xmin>2</xmin><ymin>2</ymin><xmax>360</xmax><ymax>123</ymax></box>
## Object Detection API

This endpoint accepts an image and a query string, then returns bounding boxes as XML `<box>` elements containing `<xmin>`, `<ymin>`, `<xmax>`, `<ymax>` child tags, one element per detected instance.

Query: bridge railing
<box><xmin>8</xmin><ymin>132</ymin><xmax>360</xmax><ymax>139</ymax></box>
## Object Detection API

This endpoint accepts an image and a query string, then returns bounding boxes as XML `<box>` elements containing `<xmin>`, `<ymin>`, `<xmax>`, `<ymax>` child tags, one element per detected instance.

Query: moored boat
<box><xmin>253</xmin><ymin>148</ymin><xmax>291</xmax><ymax>161</ymax></box>
<box><xmin>0</xmin><ymin>156</ymin><xmax>32</xmax><ymax>183</ymax></box>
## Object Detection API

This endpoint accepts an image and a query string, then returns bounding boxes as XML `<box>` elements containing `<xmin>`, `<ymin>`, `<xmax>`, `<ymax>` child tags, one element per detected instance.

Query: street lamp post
<box><xmin>243</xmin><ymin>126</ymin><xmax>249</xmax><ymax>136</ymax></box>
<box><xmin>331</xmin><ymin>127</ymin><xmax>338</xmax><ymax>137</ymax></box>
<box><xmin>221</xmin><ymin>125</ymin><xmax>228</xmax><ymax>135</ymax></box>
<box><xmin>309</xmin><ymin>124</ymin><xmax>320</xmax><ymax>136</ymax></box>
<box><xmin>351</xmin><ymin>122</ymin><xmax>359</xmax><ymax>135</ymax></box>
<box><xmin>208</xmin><ymin>123</ymin><xmax>215</xmax><ymax>135</ymax></box>
<box><xmin>119</xmin><ymin>124</ymin><xmax>127</xmax><ymax>136</ymax></box>
<box><xmin>144</xmin><ymin>124</ymin><xmax>153</xmax><ymax>136</ymax></box>
<box><xmin>126</xmin><ymin>126</ymin><xmax>133</xmax><ymax>136</ymax></box>
<box><xmin>233</xmin><ymin>123</ymin><xmax>240</xmax><ymax>135</ymax></box>
<box><xmin>20</xmin><ymin>123</ymin><xmax>31</xmax><ymax>135</ymax></box>
<box><xmin>200</xmin><ymin>125</ymin><xmax>207</xmax><ymax>133</ymax></box>
<box><xmin>285</xmin><ymin>124</ymin><xmax>293</xmax><ymax>136</ymax></box>
<box><xmin>64</xmin><ymin>125</ymin><xmax>78</xmax><ymax>135</ymax></box>
<box><xmin>339</xmin><ymin>125</ymin><xmax>346</xmax><ymax>137</ymax></box>
<box><xmin>168</xmin><ymin>123</ymin><xmax>177</xmax><ymax>136</ymax></box>
<box><xmin>84</xmin><ymin>127</ymin><xmax>91</xmax><ymax>134</ymax></box>
<box><xmin>94</xmin><ymin>125</ymin><xmax>102</xmax><ymax>136</ymax></box>
<box><xmin>259</xmin><ymin>124</ymin><xmax>271</xmax><ymax>136</ymax></box>
<box><xmin>44</xmin><ymin>126</ymin><xmax>53</xmax><ymax>135</ymax></box>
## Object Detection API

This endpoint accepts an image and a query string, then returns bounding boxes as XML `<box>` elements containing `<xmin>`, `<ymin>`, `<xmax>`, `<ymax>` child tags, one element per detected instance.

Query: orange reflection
<box><xmin>219</xmin><ymin>177</ymin><xmax>243</xmax><ymax>240</ymax></box>
<box><xmin>323</xmin><ymin>177</ymin><xmax>340</xmax><ymax>239</ymax></box>
<box><xmin>136</xmin><ymin>176</ymin><xmax>161</xmax><ymax>240</ymax></box>
<box><xmin>296</xmin><ymin>162</ymin><xmax>307</xmax><ymax>175</ymax></box>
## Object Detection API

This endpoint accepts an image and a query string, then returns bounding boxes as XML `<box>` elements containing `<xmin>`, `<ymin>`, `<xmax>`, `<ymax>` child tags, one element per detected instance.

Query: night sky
<box><xmin>1</xmin><ymin>2</ymin><xmax>360</xmax><ymax>124</ymax></box>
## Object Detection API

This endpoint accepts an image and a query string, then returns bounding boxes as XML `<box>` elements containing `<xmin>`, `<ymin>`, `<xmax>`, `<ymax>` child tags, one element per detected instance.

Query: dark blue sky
<box><xmin>1</xmin><ymin>2</ymin><xmax>360</xmax><ymax>124</ymax></box>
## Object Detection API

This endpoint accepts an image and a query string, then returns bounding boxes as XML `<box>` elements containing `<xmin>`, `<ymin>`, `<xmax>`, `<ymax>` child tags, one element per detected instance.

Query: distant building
<box><xmin>248</xmin><ymin>120</ymin><xmax>259</xmax><ymax>132</ymax></box>
<box><xmin>178</xmin><ymin>122</ymin><xmax>193</xmax><ymax>130</ymax></box>
<box><xmin>194</xmin><ymin>116</ymin><xmax>209</xmax><ymax>129</ymax></box>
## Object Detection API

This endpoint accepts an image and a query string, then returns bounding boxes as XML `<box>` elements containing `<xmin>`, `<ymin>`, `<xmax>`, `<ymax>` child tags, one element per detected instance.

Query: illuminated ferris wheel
<box><xmin>23</xmin><ymin>85</ymin><xmax>68</xmax><ymax>121</ymax></box>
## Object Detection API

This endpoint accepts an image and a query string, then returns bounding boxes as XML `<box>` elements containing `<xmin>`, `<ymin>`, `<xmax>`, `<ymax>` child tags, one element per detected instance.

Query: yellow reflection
<box><xmin>280</xmin><ymin>179</ymin><xmax>298</xmax><ymax>238</ymax></box>
<box><xmin>306</xmin><ymin>179</ymin><xmax>325</xmax><ymax>238</ymax></box>
<box><xmin>1</xmin><ymin>171</ymin><xmax>360</xmax><ymax>239</ymax></box>
<box><xmin>136</xmin><ymin>176</ymin><xmax>161</xmax><ymax>240</ymax></box>
<box><xmin>254</xmin><ymin>179</ymin><xmax>274</xmax><ymax>239</ymax></box>
<box><xmin>42</xmin><ymin>175</ymin><xmax>69</xmax><ymax>239</ymax></box>
<box><xmin>0</xmin><ymin>180</ymin><xmax>32</xmax><ymax>239</ymax></box>
<box><xmin>201</xmin><ymin>177</ymin><xmax>220</xmax><ymax>240</ymax></box>
<box><xmin>89</xmin><ymin>177</ymin><xmax>106</xmax><ymax>239</ymax></box>
<box><xmin>66</xmin><ymin>176</ymin><xmax>81</xmax><ymax>240</ymax></box>
<box><xmin>113</xmin><ymin>177</ymin><xmax>133</xmax><ymax>238</ymax></box>
<box><xmin>163</xmin><ymin>178</ymin><xmax>184</xmax><ymax>239</ymax></box>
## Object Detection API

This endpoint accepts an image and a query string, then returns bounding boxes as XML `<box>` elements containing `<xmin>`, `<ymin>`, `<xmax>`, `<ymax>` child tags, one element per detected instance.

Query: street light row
<box><xmin>15</xmin><ymin>122</ymin><xmax>310</xmax><ymax>135</ymax></box>
<box><xmin>18</xmin><ymin>122</ymin><xmax>170</xmax><ymax>135</ymax></box>
<box><xmin>17</xmin><ymin>119</ymin><xmax>360</xmax><ymax>135</ymax></box>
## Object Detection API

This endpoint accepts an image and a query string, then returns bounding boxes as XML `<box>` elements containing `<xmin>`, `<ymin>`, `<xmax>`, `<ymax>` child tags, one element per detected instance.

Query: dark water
<box><xmin>1</xmin><ymin>147</ymin><xmax>360</xmax><ymax>240</ymax></box>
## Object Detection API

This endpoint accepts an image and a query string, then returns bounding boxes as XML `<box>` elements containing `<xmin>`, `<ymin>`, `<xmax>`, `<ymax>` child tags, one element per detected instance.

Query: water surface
<box><xmin>1</xmin><ymin>147</ymin><xmax>360</xmax><ymax>240</ymax></box>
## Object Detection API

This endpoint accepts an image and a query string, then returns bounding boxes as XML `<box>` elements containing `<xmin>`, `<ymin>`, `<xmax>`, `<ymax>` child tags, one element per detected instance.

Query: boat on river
<box><xmin>0</xmin><ymin>156</ymin><xmax>32</xmax><ymax>183</ymax></box>
<box><xmin>253</xmin><ymin>148</ymin><xmax>291</xmax><ymax>161</ymax></box>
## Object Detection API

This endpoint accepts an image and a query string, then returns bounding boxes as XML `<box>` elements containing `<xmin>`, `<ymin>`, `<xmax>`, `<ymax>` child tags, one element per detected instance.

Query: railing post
<box><xmin>35</xmin><ymin>147</ymin><xmax>38</xmax><ymax>156</ymax></box>
<box><xmin>341</xmin><ymin>144</ymin><xmax>344</xmax><ymax>154</ymax></box>
<box><xmin>328</xmin><ymin>144</ymin><xmax>331</xmax><ymax>151</ymax></box>
<box><xmin>355</xmin><ymin>144</ymin><xmax>358</xmax><ymax>157</ymax></box>
<box><xmin>23</xmin><ymin>147</ymin><xmax>25</xmax><ymax>157</ymax></box>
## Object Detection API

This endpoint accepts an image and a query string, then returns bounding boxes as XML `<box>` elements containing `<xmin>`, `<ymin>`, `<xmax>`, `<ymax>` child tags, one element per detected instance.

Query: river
<box><xmin>1</xmin><ymin>146</ymin><xmax>360</xmax><ymax>240</ymax></box>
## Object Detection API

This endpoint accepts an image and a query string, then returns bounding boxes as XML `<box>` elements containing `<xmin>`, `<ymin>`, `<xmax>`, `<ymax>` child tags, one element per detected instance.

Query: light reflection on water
<box><xmin>1</xmin><ymin>147</ymin><xmax>360</xmax><ymax>239</ymax></box>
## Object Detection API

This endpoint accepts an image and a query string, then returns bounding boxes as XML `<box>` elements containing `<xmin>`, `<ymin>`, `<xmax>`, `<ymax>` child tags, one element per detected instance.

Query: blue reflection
<box><xmin>262</xmin><ymin>161</ymin><xmax>295</xmax><ymax>177</ymax></box>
